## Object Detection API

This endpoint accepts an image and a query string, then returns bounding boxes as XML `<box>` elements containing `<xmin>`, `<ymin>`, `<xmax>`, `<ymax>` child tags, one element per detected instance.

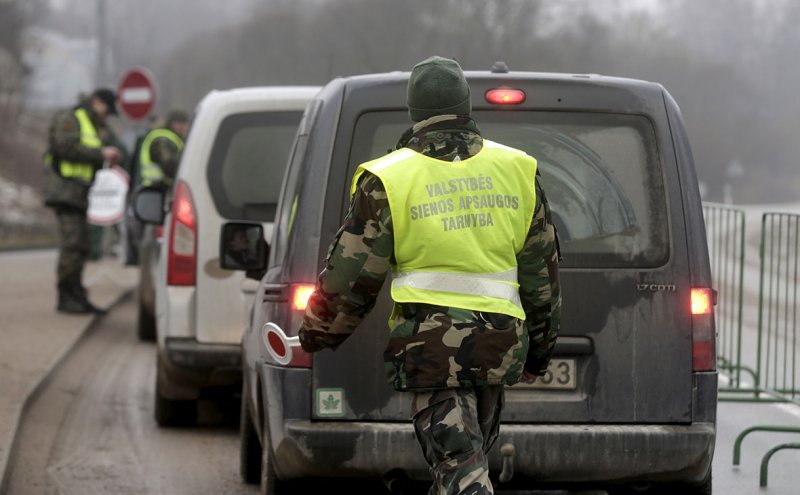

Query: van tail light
<box><xmin>485</xmin><ymin>88</ymin><xmax>526</xmax><ymax>105</ymax></box>
<box><xmin>167</xmin><ymin>180</ymin><xmax>197</xmax><ymax>286</ymax></box>
<box><xmin>292</xmin><ymin>284</ymin><xmax>316</xmax><ymax>311</ymax></box>
<box><xmin>691</xmin><ymin>288</ymin><xmax>717</xmax><ymax>371</ymax></box>
<box><xmin>266</xmin><ymin>283</ymin><xmax>317</xmax><ymax>368</ymax></box>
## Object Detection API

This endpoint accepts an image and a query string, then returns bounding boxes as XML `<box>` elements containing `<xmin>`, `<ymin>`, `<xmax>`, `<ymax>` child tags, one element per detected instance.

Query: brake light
<box><xmin>485</xmin><ymin>88</ymin><xmax>526</xmax><ymax>105</ymax></box>
<box><xmin>691</xmin><ymin>288</ymin><xmax>716</xmax><ymax>371</ymax></box>
<box><xmin>167</xmin><ymin>180</ymin><xmax>197</xmax><ymax>286</ymax></box>
<box><xmin>691</xmin><ymin>288</ymin><xmax>712</xmax><ymax>315</ymax></box>
<box><xmin>292</xmin><ymin>284</ymin><xmax>316</xmax><ymax>311</ymax></box>
<box><xmin>259</xmin><ymin>285</ymin><xmax>317</xmax><ymax>368</ymax></box>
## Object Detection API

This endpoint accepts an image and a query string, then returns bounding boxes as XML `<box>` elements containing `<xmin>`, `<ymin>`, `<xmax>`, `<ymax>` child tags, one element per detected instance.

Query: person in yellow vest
<box><xmin>298</xmin><ymin>56</ymin><xmax>562</xmax><ymax>495</ymax></box>
<box><xmin>44</xmin><ymin>88</ymin><xmax>123</xmax><ymax>314</ymax></box>
<box><xmin>137</xmin><ymin>109</ymin><xmax>188</xmax><ymax>188</ymax></box>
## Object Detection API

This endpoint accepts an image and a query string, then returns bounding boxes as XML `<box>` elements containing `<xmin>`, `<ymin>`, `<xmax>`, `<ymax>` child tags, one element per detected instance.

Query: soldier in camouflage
<box><xmin>299</xmin><ymin>56</ymin><xmax>561</xmax><ymax>495</ymax></box>
<box><xmin>125</xmin><ymin>109</ymin><xmax>189</xmax><ymax>267</ymax></box>
<box><xmin>44</xmin><ymin>88</ymin><xmax>123</xmax><ymax>314</ymax></box>
<box><xmin>137</xmin><ymin>109</ymin><xmax>189</xmax><ymax>188</ymax></box>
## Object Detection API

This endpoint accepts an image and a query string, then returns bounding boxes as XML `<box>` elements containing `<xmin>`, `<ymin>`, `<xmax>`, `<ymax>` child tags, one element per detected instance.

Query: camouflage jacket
<box><xmin>43</xmin><ymin>105</ymin><xmax>110</xmax><ymax>211</ymax></box>
<box><xmin>299</xmin><ymin>116</ymin><xmax>561</xmax><ymax>391</ymax></box>
<box><xmin>47</xmin><ymin>105</ymin><xmax>107</xmax><ymax>169</ymax></box>
<box><xmin>144</xmin><ymin>129</ymin><xmax>183</xmax><ymax>184</ymax></box>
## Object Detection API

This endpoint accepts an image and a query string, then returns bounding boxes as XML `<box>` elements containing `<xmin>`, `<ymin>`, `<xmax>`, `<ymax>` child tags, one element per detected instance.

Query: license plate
<box><xmin>511</xmin><ymin>358</ymin><xmax>577</xmax><ymax>390</ymax></box>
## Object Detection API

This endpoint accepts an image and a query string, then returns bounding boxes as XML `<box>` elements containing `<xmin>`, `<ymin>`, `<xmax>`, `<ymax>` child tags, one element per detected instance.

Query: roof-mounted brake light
<box><xmin>485</xmin><ymin>88</ymin><xmax>526</xmax><ymax>105</ymax></box>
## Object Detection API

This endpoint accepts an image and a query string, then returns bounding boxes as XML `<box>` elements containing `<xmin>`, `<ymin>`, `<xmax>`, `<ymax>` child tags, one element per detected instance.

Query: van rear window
<box><xmin>349</xmin><ymin>111</ymin><xmax>669</xmax><ymax>268</ymax></box>
<box><xmin>207</xmin><ymin>111</ymin><xmax>303</xmax><ymax>222</ymax></box>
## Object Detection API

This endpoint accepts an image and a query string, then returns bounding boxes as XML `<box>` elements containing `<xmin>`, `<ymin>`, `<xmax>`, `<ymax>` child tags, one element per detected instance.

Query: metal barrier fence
<box><xmin>702</xmin><ymin>206</ymin><xmax>800</xmax><ymax>402</ymax></box>
<box><xmin>727</xmin><ymin>211</ymin><xmax>800</xmax><ymax>487</ymax></box>
<box><xmin>701</xmin><ymin>203</ymin><xmax>748</xmax><ymax>388</ymax></box>
<box><xmin>754</xmin><ymin>212</ymin><xmax>800</xmax><ymax>404</ymax></box>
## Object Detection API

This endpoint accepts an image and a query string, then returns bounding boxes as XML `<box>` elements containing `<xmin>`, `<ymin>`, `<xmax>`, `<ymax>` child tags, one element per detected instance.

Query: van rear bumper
<box><xmin>274</xmin><ymin>420</ymin><xmax>714</xmax><ymax>485</ymax></box>
<box><xmin>158</xmin><ymin>337</ymin><xmax>241</xmax><ymax>399</ymax></box>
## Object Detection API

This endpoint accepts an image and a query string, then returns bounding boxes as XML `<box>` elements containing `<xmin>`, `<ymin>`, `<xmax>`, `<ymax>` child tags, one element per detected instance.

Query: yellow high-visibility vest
<box><xmin>45</xmin><ymin>108</ymin><xmax>102</xmax><ymax>183</ymax></box>
<box><xmin>139</xmin><ymin>128</ymin><xmax>184</xmax><ymax>186</ymax></box>
<box><xmin>350</xmin><ymin>140</ymin><xmax>537</xmax><ymax>319</ymax></box>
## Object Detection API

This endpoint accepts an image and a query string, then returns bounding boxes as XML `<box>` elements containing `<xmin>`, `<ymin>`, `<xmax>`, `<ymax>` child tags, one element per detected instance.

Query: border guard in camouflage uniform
<box><xmin>137</xmin><ymin>109</ymin><xmax>189</xmax><ymax>188</ymax></box>
<box><xmin>124</xmin><ymin>109</ymin><xmax>188</xmax><ymax>266</ymax></box>
<box><xmin>298</xmin><ymin>56</ymin><xmax>561</xmax><ymax>495</ymax></box>
<box><xmin>44</xmin><ymin>88</ymin><xmax>123</xmax><ymax>314</ymax></box>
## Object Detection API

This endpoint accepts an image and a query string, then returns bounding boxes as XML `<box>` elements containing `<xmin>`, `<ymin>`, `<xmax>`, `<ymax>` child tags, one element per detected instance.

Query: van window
<box><xmin>271</xmin><ymin>100</ymin><xmax>322</xmax><ymax>267</ymax></box>
<box><xmin>207</xmin><ymin>111</ymin><xmax>303</xmax><ymax>221</ymax></box>
<box><xmin>349</xmin><ymin>111</ymin><xmax>669</xmax><ymax>268</ymax></box>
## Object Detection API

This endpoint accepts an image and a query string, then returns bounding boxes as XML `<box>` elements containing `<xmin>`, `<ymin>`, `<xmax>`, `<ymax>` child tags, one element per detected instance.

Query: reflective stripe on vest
<box><xmin>48</xmin><ymin>108</ymin><xmax>101</xmax><ymax>183</ymax></box>
<box><xmin>393</xmin><ymin>268</ymin><xmax>522</xmax><ymax>310</ymax></box>
<box><xmin>351</xmin><ymin>140</ymin><xmax>537</xmax><ymax>319</ymax></box>
<box><xmin>139</xmin><ymin>128</ymin><xmax>184</xmax><ymax>186</ymax></box>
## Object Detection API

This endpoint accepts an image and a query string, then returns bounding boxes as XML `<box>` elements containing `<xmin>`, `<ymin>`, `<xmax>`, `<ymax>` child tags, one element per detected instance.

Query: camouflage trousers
<box><xmin>411</xmin><ymin>386</ymin><xmax>504</xmax><ymax>495</ymax></box>
<box><xmin>54</xmin><ymin>208</ymin><xmax>90</xmax><ymax>289</ymax></box>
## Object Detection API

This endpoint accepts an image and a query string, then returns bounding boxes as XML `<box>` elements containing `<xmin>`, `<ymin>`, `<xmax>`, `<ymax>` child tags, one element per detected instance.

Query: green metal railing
<box><xmin>754</xmin><ymin>212</ymin><xmax>800</xmax><ymax>403</ymax></box>
<box><xmin>702</xmin><ymin>203</ymin><xmax>748</xmax><ymax>388</ymax></box>
<box><xmin>729</xmin><ymin>211</ymin><xmax>800</xmax><ymax>487</ymax></box>
<box><xmin>732</xmin><ymin>426</ymin><xmax>800</xmax><ymax>487</ymax></box>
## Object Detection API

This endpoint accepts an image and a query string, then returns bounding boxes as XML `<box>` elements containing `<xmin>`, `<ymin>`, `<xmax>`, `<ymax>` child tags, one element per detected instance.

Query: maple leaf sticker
<box><xmin>322</xmin><ymin>393</ymin><xmax>340</xmax><ymax>411</ymax></box>
<box><xmin>316</xmin><ymin>388</ymin><xmax>345</xmax><ymax>416</ymax></box>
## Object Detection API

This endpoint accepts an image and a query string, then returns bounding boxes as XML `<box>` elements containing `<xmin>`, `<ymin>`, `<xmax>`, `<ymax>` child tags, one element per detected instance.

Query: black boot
<box><xmin>57</xmin><ymin>284</ymin><xmax>93</xmax><ymax>314</ymax></box>
<box><xmin>73</xmin><ymin>284</ymin><xmax>107</xmax><ymax>315</ymax></box>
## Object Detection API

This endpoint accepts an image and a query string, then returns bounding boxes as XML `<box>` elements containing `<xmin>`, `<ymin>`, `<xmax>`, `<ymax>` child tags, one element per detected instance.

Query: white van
<box><xmin>135</xmin><ymin>86</ymin><xmax>320</xmax><ymax>426</ymax></box>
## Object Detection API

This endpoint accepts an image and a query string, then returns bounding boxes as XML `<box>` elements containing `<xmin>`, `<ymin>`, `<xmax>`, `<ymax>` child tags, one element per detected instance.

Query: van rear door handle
<box><xmin>262</xmin><ymin>283</ymin><xmax>288</xmax><ymax>302</ymax></box>
<box><xmin>554</xmin><ymin>336</ymin><xmax>594</xmax><ymax>355</ymax></box>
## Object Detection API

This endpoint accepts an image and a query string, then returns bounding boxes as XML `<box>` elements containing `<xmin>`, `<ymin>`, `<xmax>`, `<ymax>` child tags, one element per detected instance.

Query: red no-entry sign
<box><xmin>117</xmin><ymin>68</ymin><xmax>157</xmax><ymax>121</ymax></box>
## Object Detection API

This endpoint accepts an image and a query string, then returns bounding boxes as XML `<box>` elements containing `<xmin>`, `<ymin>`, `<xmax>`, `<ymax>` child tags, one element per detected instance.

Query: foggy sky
<box><xmin>18</xmin><ymin>0</ymin><xmax>800</xmax><ymax>203</ymax></box>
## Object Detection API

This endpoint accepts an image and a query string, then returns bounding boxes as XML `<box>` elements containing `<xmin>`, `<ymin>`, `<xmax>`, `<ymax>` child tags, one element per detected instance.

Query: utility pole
<box><xmin>95</xmin><ymin>0</ymin><xmax>106</xmax><ymax>86</ymax></box>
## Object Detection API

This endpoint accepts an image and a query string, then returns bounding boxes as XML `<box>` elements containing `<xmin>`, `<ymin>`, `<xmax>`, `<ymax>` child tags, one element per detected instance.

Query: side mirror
<box><xmin>133</xmin><ymin>187</ymin><xmax>166</xmax><ymax>225</ymax></box>
<box><xmin>219</xmin><ymin>222</ymin><xmax>269</xmax><ymax>277</ymax></box>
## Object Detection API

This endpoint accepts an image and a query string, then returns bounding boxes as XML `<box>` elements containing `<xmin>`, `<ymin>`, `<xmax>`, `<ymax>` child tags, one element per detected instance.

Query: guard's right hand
<box><xmin>298</xmin><ymin>328</ymin><xmax>326</xmax><ymax>353</ymax></box>
<box><xmin>519</xmin><ymin>370</ymin><xmax>539</xmax><ymax>384</ymax></box>
<box><xmin>101</xmin><ymin>146</ymin><xmax>122</xmax><ymax>165</ymax></box>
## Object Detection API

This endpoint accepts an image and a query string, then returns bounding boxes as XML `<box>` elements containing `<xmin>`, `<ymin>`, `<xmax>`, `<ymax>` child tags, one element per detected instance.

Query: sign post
<box><xmin>117</xmin><ymin>67</ymin><xmax>157</xmax><ymax>122</ymax></box>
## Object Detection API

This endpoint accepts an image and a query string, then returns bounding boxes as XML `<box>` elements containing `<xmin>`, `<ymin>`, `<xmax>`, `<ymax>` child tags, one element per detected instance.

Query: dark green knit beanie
<box><xmin>407</xmin><ymin>56</ymin><xmax>471</xmax><ymax>122</ymax></box>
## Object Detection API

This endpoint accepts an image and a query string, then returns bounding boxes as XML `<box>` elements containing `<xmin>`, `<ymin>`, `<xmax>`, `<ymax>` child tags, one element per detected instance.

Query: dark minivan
<box><xmin>225</xmin><ymin>65</ymin><xmax>717</xmax><ymax>494</ymax></box>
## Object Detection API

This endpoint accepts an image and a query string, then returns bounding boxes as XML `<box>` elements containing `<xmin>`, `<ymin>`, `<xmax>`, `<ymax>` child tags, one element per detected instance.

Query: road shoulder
<box><xmin>0</xmin><ymin>250</ymin><xmax>136</xmax><ymax>491</ymax></box>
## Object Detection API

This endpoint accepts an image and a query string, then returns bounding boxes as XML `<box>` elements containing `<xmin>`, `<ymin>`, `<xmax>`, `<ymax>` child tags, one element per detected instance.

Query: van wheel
<box><xmin>260</xmin><ymin>419</ymin><xmax>299</xmax><ymax>495</ymax></box>
<box><xmin>240</xmin><ymin>390</ymin><xmax>262</xmax><ymax>484</ymax></box>
<box><xmin>154</xmin><ymin>387</ymin><xmax>197</xmax><ymax>427</ymax></box>
<box><xmin>260</xmin><ymin>440</ymin><xmax>283</xmax><ymax>495</ymax></box>
<box><xmin>137</xmin><ymin>298</ymin><xmax>156</xmax><ymax>341</ymax></box>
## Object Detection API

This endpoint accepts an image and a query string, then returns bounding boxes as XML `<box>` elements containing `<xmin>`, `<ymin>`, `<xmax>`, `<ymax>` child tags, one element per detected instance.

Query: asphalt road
<box><xmin>2</xmin><ymin>296</ymin><xmax>603</xmax><ymax>494</ymax></box>
<box><xmin>4</xmin><ymin>297</ymin><xmax>257</xmax><ymax>495</ymax></box>
<box><xmin>2</xmin><ymin>248</ymin><xmax>799</xmax><ymax>494</ymax></box>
